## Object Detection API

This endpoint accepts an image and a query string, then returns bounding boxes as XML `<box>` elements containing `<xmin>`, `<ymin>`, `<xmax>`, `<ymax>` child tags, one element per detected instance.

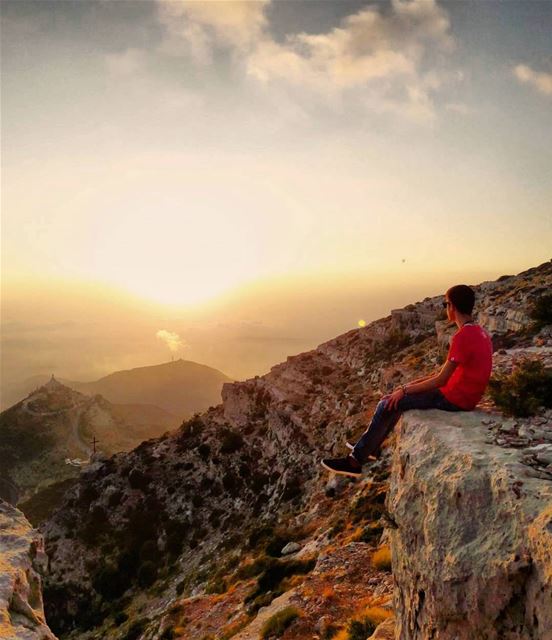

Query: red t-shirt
<box><xmin>440</xmin><ymin>324</ymin><xmax>493</xmax><ymax>410</ymax></box>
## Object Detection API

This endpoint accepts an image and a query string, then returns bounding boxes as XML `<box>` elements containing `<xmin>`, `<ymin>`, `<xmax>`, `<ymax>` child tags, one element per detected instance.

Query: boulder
<box><xmin>388</xmin><ymin>410</ymin><xmax>552</xmax><ymax>640</ymax></box>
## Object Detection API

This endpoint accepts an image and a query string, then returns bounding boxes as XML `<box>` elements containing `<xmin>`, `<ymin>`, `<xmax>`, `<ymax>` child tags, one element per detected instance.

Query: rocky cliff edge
<box><xmin>388</xmin><ymin>410</ymin><xmax>552</xmax><ymax>640</ymax></box>
<box><xmin>0</xmin><ymin>500</ymin><xmax>57</xmax><ymax>640</ymax></box>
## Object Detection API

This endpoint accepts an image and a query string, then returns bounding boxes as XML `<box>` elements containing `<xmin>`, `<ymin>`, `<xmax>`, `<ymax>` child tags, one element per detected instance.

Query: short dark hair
<box><xmin>446</xmin><ymin>285</ymin><xmax>475</xmax><ymax>315</ymax></box>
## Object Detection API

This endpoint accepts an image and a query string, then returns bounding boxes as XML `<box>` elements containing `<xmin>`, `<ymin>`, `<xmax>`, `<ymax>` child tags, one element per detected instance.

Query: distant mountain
<box><xmin>1</xmin><ymin>359</ymin><xmax>233</xmax><ymax>418</ymax></box>
<box><xmin>0</xmin><ymin>377</ymin><xmax>179</xmax><ymax>506</ymax></box>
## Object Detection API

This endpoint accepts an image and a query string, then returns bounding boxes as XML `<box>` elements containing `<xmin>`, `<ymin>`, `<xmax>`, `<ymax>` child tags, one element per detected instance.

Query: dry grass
<box><xmin>362</xmin><ymin>606</ymin><xmax>392</xmax><ymax>625</ymax></box>
<box><xmin>371</xmin><ymin>545</ymin><xmax>392</xmax><ymax>571</ymax></box>
<box><xmin>330</xmin><ymin>605</ymin><xmax>392</xmax><ymax>640</ymax></box>
<box><xmin>343</xmin><ymin>526</ymin><xmax>364</xmax><ymax>544</ymax></box>
<box><xmin>260</xmin><ymin>606</ymin><xmax>302</xmax><ymax>639</ymax></box>
<box><xmin>322</xmin><ymin>584</ymin><xmax>335</xmax><ymax>600</ymax></box>
<box><xmin>219</xmin><ymin>614</ymin><xmax>251</xmax><ymax>639</ymax></box>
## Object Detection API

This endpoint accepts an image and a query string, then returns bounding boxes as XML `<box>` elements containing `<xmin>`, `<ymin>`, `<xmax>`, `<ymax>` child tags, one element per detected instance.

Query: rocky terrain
<box><xmin>389</xmin><ymin>410</ymin><xmax>552</xmax><ymax>639</ymax></box>
<box><xmin>2</xmin><ymin>259</ymin><xmax>550</xmax><ymax>640</ymax></box>
<box><xmin>0</xmin><ymin>500</ymin><xmax>57</xmax><ymax>640</ymax></box>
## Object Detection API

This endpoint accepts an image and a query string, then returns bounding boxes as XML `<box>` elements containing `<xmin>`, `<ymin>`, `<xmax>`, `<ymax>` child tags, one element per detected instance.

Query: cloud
<box><xmin>156</xmin><ymin>0</ymin><xmax>270</xmax><ymax>62</ymax></box>
<box><xmin>156</xmin><ymin>329</ymin><xmax>186</xmax><ymax>353</ymax></box>
<box><xmin>513</xmin><ymin>63</ymin><xmax>552</xmax><ymax>97</ymax></box>
<box><xmin>105</xmin><ymin>47</ymin><xmax>148</xmax><ymax>76</ymax></box>
<box><xmin>445</xmin><ymin>102</ymin><xmax>474</xmax><ymax>115</ymax></box>
<box><xmin>153</xmin><ymin>0</ymin><xmax>458</xmax><ymax>123</ymax></box>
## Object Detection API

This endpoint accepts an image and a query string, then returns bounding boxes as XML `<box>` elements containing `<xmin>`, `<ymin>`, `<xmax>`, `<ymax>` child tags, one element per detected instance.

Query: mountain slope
<box><xmin>70</xmin><ymin>359</ymin><xmax>232</xmax><ymax>417</ymax></box>
<box><xmin>0</xmin><ymin>378</ymin><xmax>179</xmax><ymax>506</ymax></box>
<box><xmin>39</xmin><ymin>260</ymin><xmax>552</xmax><ymax>640</ymax></box>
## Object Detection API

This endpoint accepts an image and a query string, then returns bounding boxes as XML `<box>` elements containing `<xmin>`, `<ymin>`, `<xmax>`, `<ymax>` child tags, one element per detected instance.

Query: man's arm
<box><xmin>385</xmin><ymin>360</ymin><xmax>458</xmax><ymax>410</ymax></box>
<box><xmin>404</xmin><ymin>360</ymin><xmax>457</xmax><ymax>395</ymax></box>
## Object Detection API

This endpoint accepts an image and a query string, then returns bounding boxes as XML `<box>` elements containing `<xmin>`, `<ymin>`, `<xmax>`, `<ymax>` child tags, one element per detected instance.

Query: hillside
<box><xmin>1</xmin><ymin>359</ymin><xmax>233</xmax><ymax>418</ymax></box>
<box><xmin>31</xmin><ymin>259</ymin><xmax>552</xmax><ymax>640</ymax></box>
<box><xmin>0</xmin><ymin>378</ymin><xmax>179</xmax><ymax>509</ymax></box>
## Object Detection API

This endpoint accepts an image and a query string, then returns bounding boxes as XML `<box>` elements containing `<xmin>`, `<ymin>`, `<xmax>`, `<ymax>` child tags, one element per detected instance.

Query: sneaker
<box><xmin>321</xmin><ymin>456</ymin><xmax>362</xmax><ymax>478</ymax></box>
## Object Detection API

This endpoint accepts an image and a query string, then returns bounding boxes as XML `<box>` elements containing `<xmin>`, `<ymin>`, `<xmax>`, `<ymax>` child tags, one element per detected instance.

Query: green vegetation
<box><xmin>489</xmin><ymin>359</ymin><xmax>552</xmax><ymax>417</ymax></box>
<box><xmin>219</xmin><ymin>427</ymin><xmax>244</xmax><ymax>453</ymax></box>
<box><xmin>0</xmin><ymin>407</ymin><xmax>55</xmax><ymax>473</ymax></box>
<box><xmin>122</xmin><ymin>619</ymin><xmax>147</xmax><ymax>640</ymax></box>
<box><xmin>260</xmin><ymin>606</ymin><xmax>301</xmax><ymax>639</ymax></box>
<box><xmin>346</xmin><ymin>617</ymin><xmax>377</xmax><ymax>640</ymax></box>
<box><xmin>529</xmin><ymin>292</ymin><xmax>552</xmax><ymax>329</ymax></box>
<box><xmin>205</xmin><ymin>575</ymin><xmax>227</xmax><ymax>594</ymax></box>
<box><xmin>138</xmin><ymin>560</ymin><xmax>158</xmax><ymax>587</ymax></box>
<box><xmin>18</xmin><ymin>477</ymin><xmax>77</xmax><ymax>526</ymax></box>
<box><xmin>244</xmin><ymin>557</ymin><xmax>316</xmax><ymax>613</ymax></box>
<box><xmin>113</xmin><ymin>611</ymin><xmax>129</xmax><ymax>626</ymax></box>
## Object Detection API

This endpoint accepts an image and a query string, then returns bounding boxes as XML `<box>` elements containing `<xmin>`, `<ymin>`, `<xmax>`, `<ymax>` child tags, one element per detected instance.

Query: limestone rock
<box><xmin>367</xmin><ymin>617</ymin><xmax>395</xmax><ymax>639</ymax></box>
<box><xmin>388</xmin><ymin>410</ymin><xmax>552</xmax><ymax>640</ymax></box>
<box><xmin>231</xmin><ymin>589</ymin><xmax>297</xmax><ymax>640</ymax></box>
<box><xmin>0</xmin><ymin>500</ymin><xmax>57</xmax><ymax>640</ymax></box>
<box><xmin>281</xmin><ymin>542</ymin><xmax>301</xmax><ymax>555</ymax></box>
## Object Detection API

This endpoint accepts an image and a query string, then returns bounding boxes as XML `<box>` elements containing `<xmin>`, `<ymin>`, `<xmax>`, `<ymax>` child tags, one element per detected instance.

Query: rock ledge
<box><xmin>0</xmin><ymin>500</ymin><xmax>57</xmax><ymax>640</ymax></box>
<box><xmin>388</xmin><ymin>410</ymin><xmax>552</xmax><ymax>640</ymax></box>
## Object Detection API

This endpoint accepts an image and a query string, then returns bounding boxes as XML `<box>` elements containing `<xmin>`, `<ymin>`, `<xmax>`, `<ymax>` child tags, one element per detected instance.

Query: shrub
<box><xmin>198</xmin><ymin>443</ymin><xmax>211</xmax><ymax>460</ymax></box>
<box><xmin>245</xmin><ymin>557</ymin><xmax>316</xmax><ymax>611</ymax></box>
<box><xmin>179</xmin><ymin>415</ymin><xmax>204</xmax><ymax>439</ymax></box>
<box><xmin>205</xmin><ymin>575</ymin><xmax>227</xmax><ymax>594</ymax></box>
<box><xmin>342</xmin><ymin>608</ymin><xmax>391</xmax><ymax>640</ymax></box>
<box><xmin>139</xmin><ymin>540</ymin><xmax>158</xmax><ymax>564</ymax></box>
<box><xmin>138</xmin><ymin>561</ymin><xmax>158</xmax><ymax>587</ymax></box>
<box><xmin>128</xmin><ymin>468</ymin><xmax>151</xmax><ymax>491</ymax></box>
<box><xmin>346</xmin><ymin>617</ymin><xmax>377</xmax><ymax>640</ymax></box>
<box><xmin>359</xmin><ymin>524</ymin><xmax>384</xmax><ymax>544</ymax></box>
<box><xmin>92</xmin><ymin>563</ymin><xmax>128</xmax><ymax>599</ymax></box>
<box><xmin>123</xmin><ymin>619</ymin><xmax>147</xmax><ymax>640</ymax></box>
<box><xmin>529</xmin><ymin>293</ymin><xmax>552</xmax><ymax>329</ymax></box>
<box><xmin>488</xmin><ymin>359</ymin><xmax>552</xmax><ymax>417</ymax></box>
<box><xmin>220</xmin><ymin>428</ymin><xmax>244</xmax><ymax>454</ymax></box>
<box><xmin>235</xmin><ymin>555</ymin><xmax>271</xmax><ymax>580</ymax></box>
<box><xmin>372</xmin><ymin>546</ymin><xmax>392</xmax><ymax>572</ymax></box>
<box><xmin>114</xmin><ymin>611</ymin><xmax>129</xmax><ymax>626</ymax></box>
<box><xmin>260</xmin><ymin>606</ymin><xmax>301</xmax><ymax>639</ymax></box>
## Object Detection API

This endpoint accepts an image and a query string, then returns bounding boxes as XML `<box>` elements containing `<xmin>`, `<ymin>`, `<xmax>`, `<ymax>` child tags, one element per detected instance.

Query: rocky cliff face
<box><xmin>26</xmin><ymin>258</ymin><xmax>552</xmax><ymax>640</ymax></box>
<box><xmin>0</xmin><ymin>500</ymin><xmax>58</xmax><ymax>640</ymax></box>
<box><xmin>389</xmin><ymin>410</ymin><xmax>552</xmax><ymax>640</ymax></box>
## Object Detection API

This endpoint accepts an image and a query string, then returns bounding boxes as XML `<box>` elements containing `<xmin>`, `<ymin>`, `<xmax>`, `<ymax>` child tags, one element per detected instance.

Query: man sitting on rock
<box><xmin>322</xmin><ymin>284</ymin><xmax>493</xmax><ymax>477</ymax></box>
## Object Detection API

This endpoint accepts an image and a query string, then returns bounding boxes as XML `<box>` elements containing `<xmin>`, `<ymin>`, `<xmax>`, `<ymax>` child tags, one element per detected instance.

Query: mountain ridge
<box><xmin>1</xmin><ymin>359</ymin><xmax>233</xmax><ymax>415</ymax></box>
<box><xmin>10</xmin><ymin>259</ymin><xmax>552</xmax><ymax>640</ymax></box>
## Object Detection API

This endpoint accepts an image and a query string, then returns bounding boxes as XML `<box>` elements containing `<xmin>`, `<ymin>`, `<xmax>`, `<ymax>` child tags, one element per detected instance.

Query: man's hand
<box><xmin>385</xmin><ymin>388</ymin><xmax>404</xmax><ymax>411</ymax></box>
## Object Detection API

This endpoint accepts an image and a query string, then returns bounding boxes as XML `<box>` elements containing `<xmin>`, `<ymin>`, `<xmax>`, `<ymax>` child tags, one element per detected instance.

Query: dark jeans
<box><xmin>352</xmin><ymin>389</ymin><xmax>463</xmax><ymax>464</ymax></box>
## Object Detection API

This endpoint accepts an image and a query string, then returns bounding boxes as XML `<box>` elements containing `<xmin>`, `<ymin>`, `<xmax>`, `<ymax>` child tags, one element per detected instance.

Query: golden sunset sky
<box><xmin>1</xmin><ymin>0</ymin><xmax>551</xmax><ymax>397</ymax></box>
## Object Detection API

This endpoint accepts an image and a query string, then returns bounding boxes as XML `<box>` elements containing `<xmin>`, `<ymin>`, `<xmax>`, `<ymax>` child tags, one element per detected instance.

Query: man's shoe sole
<box><xmin>320</xmin><ymin>460</ymin><xmax>362</xmax><ymax>478</ymax></box>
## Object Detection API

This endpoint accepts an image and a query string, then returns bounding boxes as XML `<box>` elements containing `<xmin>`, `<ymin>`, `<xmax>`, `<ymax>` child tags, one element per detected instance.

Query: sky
<box><xmin>1</xmin><ymin>0</ymin><xmax>551</xmax><ymax>398</ymax></box>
